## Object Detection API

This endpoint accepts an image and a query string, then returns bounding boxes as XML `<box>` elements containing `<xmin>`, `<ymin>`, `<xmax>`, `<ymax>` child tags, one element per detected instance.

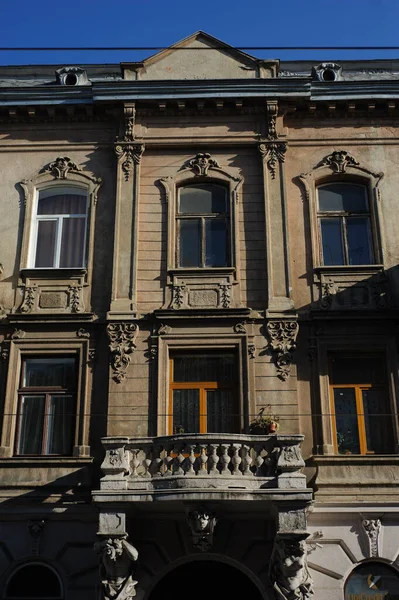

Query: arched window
<box><xmin>317</xmin><ymin>182</ymin><xmax>373</xmax><ymax>266</ymax></box>
<box><xmin>177</xmin><ymin>183</ymin><xmax>230</xmax><ymax>268</ymax></box>
<box><xmin>5</xmin><ymin>563</ymin><xmax>63</xmax><ymax>599</ymax></box>
<box><xmin>30</xmin><ymin>186</ymin><xmax>88</xmax><ymax>269</ymax></box>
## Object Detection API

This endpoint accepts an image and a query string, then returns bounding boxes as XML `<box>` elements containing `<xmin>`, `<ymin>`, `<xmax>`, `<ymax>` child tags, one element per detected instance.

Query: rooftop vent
<box><xmin>55</xmin><ymin>67</ymin><xmax>90</xmax><ymax>86</ymax></box>
<box><xmin>312</xmin><ymin>62</ymin><xmax>342</xmax><ymax>82</ymax></box>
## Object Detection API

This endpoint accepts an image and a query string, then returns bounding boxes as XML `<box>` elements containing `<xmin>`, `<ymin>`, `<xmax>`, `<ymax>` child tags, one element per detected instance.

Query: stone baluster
<box><xmin>208</xmin><ymin>444</ymin><xmax>220</xmax><ymax>475</ymax></box>
<box><xmin>254</xmin><ymin>443</ymin><xmax>266</xmax><ymax>476</ymax></box>
<box><xmin>197</xmin><ymin>444</ymin><xmax>209</xmax><ymax>475</ymax></box>
<box><xmin>163</xmin><ymin>444</ymin><xmax>174</xmax><ymax>476</ymax></box>
<box><xmin>130</xmin><ymin>450</ymin><xmax>141</xmax><ymax>477</ymax></box>
<box><xmin>241</xmin><ymin>444</ymin><xmax>252</xmax><ymax>476</ymax></box>
<box><xmin>231</xmin><ymin>444</ymin><xmax>242</xmax><ymax>475</ymax></box>
<box><xmin>220</xmin><ymin>444</ymin><xmax>232</xmax><ymax>476</ymax></box>
<box><xmin>142</xmin><ymin>447</ymin><xmax>152</xmax><ymax>478</ymax></box>
<box><xmin>152</xmin><ymin>445</ymin><xmax>163</xmax><ymax>476</ymax></box>
<box><xmin>173</xmin><ymin>445</ymin><xmax>186</xmax><ymax>475</ymax></box>
<box><xmin>185</xmin><ymin>444</ymin><xmax>197</xmax><ymax>475</ymax></box>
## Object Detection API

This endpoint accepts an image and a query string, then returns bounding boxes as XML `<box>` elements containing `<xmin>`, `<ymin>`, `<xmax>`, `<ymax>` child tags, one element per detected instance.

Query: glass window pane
<box><xmin>18</xmin><ymin>396</ymin><xmax>45</xmax><ymax>454</ymax></box>
<box><xmin>179</xmin><ymin>185</ymin><xmax>227</xmax><ymax>214</ymax></box>
<box><xmin>333</xmin><ymin>388</ymin><xmax>361</xmax><ymax>454</ymax></box>
<box><xmin>318</xmin><ymin>184</ymin><xmax>368</xmax><ymax>212</ymax></box>
<box><xmin>59</xmin><ymin>217</ymin><xmax>86</xmax><ymax>267</ymax></box>
<box><xmin>320</xmin><ymin>218</ymin><xmax>344</xmax><ymax>265</ymax></box>
<box><xmin>173</xmin><ymin>354</ymin><xmax>235</xmax><ymax>382</ymax></box>
<box><xmin>47</xmin><ymin>395</ymin><xmax>75</xmax><ymax>454</ymax></box>
<box><xmin>331</xmin><ymin>357</ymin><xmax>385</xmax><ymax>385</ymax></box>
<box><xmin>205</xmin><ymin>219</ymin><xmax>228</xmax><ymax>267</ymax></box>
<box><xmin>23</xmin><ymin>358</ymin><xmax>75</xmax><ymax>388</ymax></box>
<box><xmin>346</xmin><ymin>217</ymin><xmax>373</xmax><ymax>265</ymax></box>
<box><xmin>363</xmin><ymin>389</ymin><xmax>391</xmax><ymax>453</ymax></box>
<box><xmin>173</xmin><ymin>389</ymin><xmax>200</xmax><ymax>434</ymax></box>
<box><xmin>35</xmin><ymin>220</ymin><xmax>57</xmax><ymax>267</ymax></box>
<box><xmin>179</xmin><ymin>219</ymin><xmax>201</xmax><ymax>267</ymax></box>
<box><xmin>206</xmin><ymin>390</ymin><xmax>237</xmax><ymax>433</ymax></box>
<box><xmin>38</xmin><ymin>193</ymin><xmax>87</xmax><ymax>215</ymax></box>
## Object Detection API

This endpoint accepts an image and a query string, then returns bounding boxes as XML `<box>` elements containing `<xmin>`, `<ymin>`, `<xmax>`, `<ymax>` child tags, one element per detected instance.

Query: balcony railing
<box><xmin>99</xmin><ymin>433</ymin><xmax>307</xmax><ymax>495</ymax></box>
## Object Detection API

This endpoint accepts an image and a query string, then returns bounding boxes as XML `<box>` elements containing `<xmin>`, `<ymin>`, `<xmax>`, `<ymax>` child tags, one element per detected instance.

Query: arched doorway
<box><xmin>148</xmin><ymin>560</ymin><xmax>264</xmax><ymax>600</ymax></box>
<box><xmin>5</xmin><ymin>562</ymin><xmax>63</xmax><ymax>599</ymax></box>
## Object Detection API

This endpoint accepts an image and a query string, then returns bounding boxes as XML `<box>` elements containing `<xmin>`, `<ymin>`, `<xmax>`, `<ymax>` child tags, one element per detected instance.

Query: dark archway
<box><xmin>5</xmin><ymin>563</ymin><xmax>63</xmax><ymax>599</ymax></box>
<box><xmin>149</xmin><ymin>560</ymin><xmax>264</xmax><ymax>600</ymax></box>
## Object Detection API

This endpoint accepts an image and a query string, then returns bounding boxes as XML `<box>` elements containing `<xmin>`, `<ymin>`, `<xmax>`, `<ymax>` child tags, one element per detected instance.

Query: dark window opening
<box><xmin>6</xmin><ymin>563</ymin><xmax>62</xmax><ymax>599</ymax></box>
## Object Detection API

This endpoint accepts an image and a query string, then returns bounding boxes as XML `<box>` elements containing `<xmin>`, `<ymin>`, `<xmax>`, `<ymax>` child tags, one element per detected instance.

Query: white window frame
<box><xmin>29</xmin><ymin>185</ymin><xmax>88</xmax><ymax>269</ymax></box>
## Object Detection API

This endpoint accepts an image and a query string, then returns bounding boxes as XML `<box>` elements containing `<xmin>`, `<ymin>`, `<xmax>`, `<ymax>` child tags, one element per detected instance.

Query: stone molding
<box><xmin>107</xmin><ymin>323</ymin><xmax>139</xmax><ymax>383</ymax></box>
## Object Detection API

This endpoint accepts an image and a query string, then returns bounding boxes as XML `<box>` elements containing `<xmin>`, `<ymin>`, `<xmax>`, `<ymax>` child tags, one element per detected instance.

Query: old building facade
<box><xmin>1</xmin><ymin>32</ymin><xmax>399</xmax><ymax>599</ymax></box>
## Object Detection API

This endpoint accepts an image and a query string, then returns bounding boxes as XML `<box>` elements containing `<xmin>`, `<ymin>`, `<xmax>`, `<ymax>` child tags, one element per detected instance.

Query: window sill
<box><xmin>312</xmin><ymin>454</ymin><xmax>399</xmax><ymax>464</ymax></box>
<box><xmin>20</xmin><ymin>267</ymin><xmax>87</xmax><ymax>280</ymax></box>
<box><xmin>168</xmin><ymin>267</ymin><xmax>236</xmax><ymax>276</ymax></box>
<box><xmin>314</xmin><ymin>264</ymin><xmax>384</xmax><ymax>278</ymax></box>
<box><xmin>0</xmin><ymin>456</ymin><xmax>93</xmax><ymax>466</ymax></box>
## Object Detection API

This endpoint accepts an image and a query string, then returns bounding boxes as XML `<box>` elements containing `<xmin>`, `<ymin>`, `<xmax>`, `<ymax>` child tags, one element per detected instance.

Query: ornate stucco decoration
<box><xmin>69</xmin><ymin>285</ymin><xmax>83</xmax><ymax>312</ymax></box>
<box><xmin>20</xmin><ymin>285</ymin><xmax>37</xmax><ymax>313</ymax></box>
<box><xmin>123</xmin><ymin>104</ymin><xmax>136</xmax><ymax>142</ymax></box>
<box><xmin>171</xmin><ymin>283</ymin><xmax>186</xmax><ymax>309</ymax></box>
<box><xmin>259</xmin><ymin>142</ymin><xmax>287</xmax><ymax>180</ymax></box>
<box><xmin>312</xmin><ymin>62</ymin><xmax>342</xmax><ymax>82</ymax></box>
<box><xmin>269</xmin><ymin>535</ymin><xmax>314</xmax><ymax>600</ymax></box>
<box><xmin>219</xmin><ymin>283</ymin><xmax>232</xmax><ymax>308</ymax></box>
<box><xmin>234</xmin><ymin>322</ymin><xmax>247</xmax><ymax>334</ymax></box>
<box><xmin>319</xmin><ymin>282</ymin><xmax>335</xmax><ymax>310</ymax></box>
<box><xmin>107</xmin><ymin>323</ymin><xmax>139</xmax><ymax>383</ymax></box>
<box><xmin>114</xmin><ymin>144</ymin><xmax>145</xmax><ymax>182</ymax></box>
<box><xmin>187</xmin><ymin>508</ymin><xmax>217</xmax><ymax>552</ymax></box>
<box><xmin>186</xmin><ymin>152</ymin><xmax>220</xmax><ymax>176</ymax></box>
<box><xmin>267</xmin><ymin>319</ymin><xmax>299</xmax><ymax>381</ymax></box>
<box><xmin>77</xmin><ymin>328</ymin><xmax>90</xmax><ymax>339</ymax></box>
<box><xmin>157</xmin><ymin>323</ymin><xmax>172</xmax><ymax>335</ymax></box>
<box><xmin>28</xmin><ymin>520</ymin><xmax>46</xmax><ymax>556</ymax></box>
<box><xmin>41</xmin><ymin>156</ymin><xmax>81</xmax><ymax>179</ymax></box>
<box><xmin>267</xmin><ymin>102</ymin><xmax>278</xmax><ymax>140</ymax></box>
<box><xmin>94</xmin><ymin>535</ymin><xmax>139</xmax><ymax>600</ymax></box>
<box><xmin>248</xmin><ymin>343</ymin><xmax>256</xmax><ymax>359</ymax></box>
<box><xmin>362</xmin><ymin>518</ymin><xmax>381</xmax><ymax>558</ymax></box>
<box><xmin>317</xmin><ymin>150</ymin><xmax>359</xmax><ymax>174</ymax></box>
<box><xmin>11</xmin><ymin>328</ymin><xmax>25</xmax><ymax>340</ymax></box>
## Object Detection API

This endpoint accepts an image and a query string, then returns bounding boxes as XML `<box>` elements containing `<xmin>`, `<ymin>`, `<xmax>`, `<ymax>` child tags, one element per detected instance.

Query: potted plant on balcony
<box><xmin>249</xmin><ymin>406</ymin><xmax>280</xmax><ymax>435</ymax></box>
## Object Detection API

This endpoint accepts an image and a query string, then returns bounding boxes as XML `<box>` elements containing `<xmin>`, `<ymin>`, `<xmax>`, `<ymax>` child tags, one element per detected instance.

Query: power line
<box><xmin>0</xmin><ymin>46</ymin><xmax>399</xmax><ymax>52</ymax></box>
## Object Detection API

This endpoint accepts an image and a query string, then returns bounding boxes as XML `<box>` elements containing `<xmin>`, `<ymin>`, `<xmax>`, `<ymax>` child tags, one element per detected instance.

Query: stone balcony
<box><xmin>93</xmin><ymin>433</ymin><xmax>312</xmax><ymax>505</ymax></box>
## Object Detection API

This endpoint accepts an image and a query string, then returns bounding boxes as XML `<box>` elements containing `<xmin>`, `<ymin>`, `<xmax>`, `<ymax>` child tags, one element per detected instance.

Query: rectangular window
<box><xmin>329</xmin><ymin>356</ymin><xmax>391</xmax><ymax>455</ymax></box>
<box><xmin>16</xmin><ymin>357</ymin><xmax>77</xmax><ymax>456</ymax></box>
<box><xmin>169</xmin><ymin>353</ymin><xmax>238</xmax><ymax>434</ymax></box>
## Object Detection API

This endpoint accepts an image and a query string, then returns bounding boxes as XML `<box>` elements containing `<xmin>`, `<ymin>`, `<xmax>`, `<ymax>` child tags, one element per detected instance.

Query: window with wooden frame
<box><xmin>15</xmin><ymin>357</ymin><xmax>77</xmax><ymax>456</ymax></box>
<box><xmin>329</xmin><ymin>356</ymin><xmax>392</xmax><ymax>455</ymax></box>
<box><xmin>317</xmin><ymin>182</ymin><xmax>374</xmax><ymax>266</ymax></box>
<box><xmin>177</xmin><ymin>184</ymin><xmax>230</xmax><ymax>268</ymax></box>
<box><xmin>169</xmin><ymin>353</ymin><xmax>238</xmax><ymax>434</ymax></box>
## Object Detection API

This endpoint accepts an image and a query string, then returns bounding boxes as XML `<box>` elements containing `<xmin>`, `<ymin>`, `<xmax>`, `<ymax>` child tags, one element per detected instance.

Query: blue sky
<box><xmin>0</xmin><ymin>0</ymin><xmax>398</xmax><ymax>66</ymax></box>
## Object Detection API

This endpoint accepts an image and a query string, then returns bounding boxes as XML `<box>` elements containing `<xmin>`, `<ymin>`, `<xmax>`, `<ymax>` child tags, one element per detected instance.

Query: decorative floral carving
<box><xmin>124</xmin><ymin>104</ymin><xmax>136</xmax><ymax>142</ymax></box>
<box><xmin>20</xmin><ymin>286</ymin><xmax>36</xmax><ymax>313</ymax></box>
<box><xmin>11</xmin><ymin>328</ymin><xmax>25</xmax><ymax>340</ymax></box>
<box><xmin>69</xmin><ymin>285</ymin><xmax>82</xmax><ymax>313</ymax></box>
<box><xmin>77</xmin><ymin>328</ymin><xmax>90</xmax><ymax>339</ymax></box>
<box><xmin>248</xmin><ymin>344</ymin><xmax>256</xmax><ymax>359</ymax></box>
<box><xmin>266</xmin><ymin>102</ymin><xmax>278</xmax><ymax>140</ymax></box>
<box><xmin>269</xmin><ymin>535</ymin><xmax>314</xmax><ymax>600</ymax></box>
<box><xmin>259</xmin><ymin>142</ymin><xmax>287</xmax><ymax>179</ymax></box>
<box><xmin>219</xmin><ymin>283</ymin><xmax>231</xmax><ymax>308</ymax></box>
<box><xmin>187</xmin><ymin>153</ymin><xmax>220</xmax><ymax>176</ymax></box>
<box><xmin>312</xmin><ymin>62</ymin><xmax>342</xmax><ymax>81</ymax></box>
<box><xmin>1</xmin><ymin>345</ymin><xmax>9</xmax><ymax>361</ymax></box>
<box><xmin>28</xmin><ymin>520</ymin><xmax>46</xmax><ymax>556</ymax></box>
<box><xmin>234</xmin><ymin>322</ymin><xmax>247</xmax><ymax>334</ymax></box>
<box><xmin>115</xmin><ymin>144</ymin><xmax>145</xmax><ymax>182</ymax></box>
<box><xmin>319</xmin><ymin>282</ymin><xmax>335</xmax><ymax>310</ymax></box>
<box><xmin>362</xmin><ymin>518</ymin><xmax>381</xmax><ymax>558</ymax></box>
<box><xmin>187</xmin><ymin>508</ymin><xmax>217</xmax><ymax>552</ymax></box>
<box><xmin>318</xmin><ymin>150</ymin><xmax>359</xmax><ymax>174</ymax></box>
<box><xmin>157</xmin><ymin>323</ymin><xmax>172</xmax><ymax>335</ymax></box>
<box><xmin>107</xmin><ymin>323</ymin><xmax>139</xmax><ymax>383</ymax></box>
<box><xmin>267</xmin><ymin>319</ymin><xmax>299</xmax><ymax>381</ymax></box>
<box><xmin>42</xmin><ymin>156</ymin><xmax>81</xmax><ymax>179</ymax></box>
<box><xmin>148</xmin><ymin>346</ymin><xmax>157</xmax><ymax>360</ymax></box>
<box><xmin>94</xmin><ymin>535</ymin><xmax>139</xmax><ymax>600</ymax></box>
<box><xmin>172</xmin><ymin>284</ymin><xmax>186</xmax><ymax>309</ymax></box>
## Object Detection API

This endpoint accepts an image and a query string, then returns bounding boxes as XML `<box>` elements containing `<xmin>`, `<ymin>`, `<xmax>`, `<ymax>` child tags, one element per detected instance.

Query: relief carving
<box><xmin>28</xmin><ymin>520</ymin><xmax>46</xmax><ymax>556</ymax></box>
<box><xmin>187</xmin><ymin>508</ymin><xmax>217</xmax><ymax>552</ymax></box>
<box><xmin>362</xmin><ymin>518</ymin><xmax>381</xmax><ymax>558</ymax></box>
<box><xmin>186</xmin><ymin>152</ymin><xmax>220</xmax><ymax>176</ymax></box>
<box><xmin>269</xmin><ymin>535</ymin><xmax>314</xmax><ymax>600</ymax></box>
<box><xmin>115</xmin><ymin>144</ymin><xmax>145</xmax><ymax>182</ymax></box>
<box><xmin>317</xmin><ymin>150</ymin><xmax>359</xmax><ymax>174</ymax></box>
<box><xmin>319</xmin><ymin>282</ymin><xmax>335</xmax><ymax>310</ymax></box>
<box><xmin>123</xmin><ymin>104</ymin><xmax>136</xmax><ymax>142</ymax></box>
<box><xmin>248</xmin><ymin>343</ymin><xmax>256</xmax><ymax>359</ymax></box>
<box><xmin>77</xmin><ymin>328</ymin><xmax>90</xmax><ymax>339</ymax></box>
<box><xmin>41</xmin><ymin>156</ymin><xmax>81</xmax><ymax>179</ymax></box>
<box><xmin>259</xmin><ymin>142</ymin><xmax>287</xmax><ymax>179</ymax></box>
<box><xmin>11</xmin><ymin>328</ymin><xmax>25</xmax><ymax>340</ymax></box>
<box><xmin>171</xmin><ymin>284</ymin><xmax>186</xmax><ymax>309</ymax></box>
<box><xmin>267</xmin><ymin>320</ymin><xmax>299</xmax><ymax>381</ymax></box>
<box><xmin>94</xmin><ymin>536</ymin><xmax>139</xmax><ymax>600</ymax></box>
<box><xmin>69</xmin><ymin>285</ymin><xmax>82</xmax><ymax>313</ymax></box>
<box><xmin>234</xmin><ymin>322</ymin><xmax>247</xmax><ymax>334</ymax></box>
<box><xmin>20</xmin><ymin>286</ymin><xmax>36</xmax><ymax>313</ymax></box>
<box><xmin>157</xmin><ymin>323</ymin><xmax>172</xmax><ymax>335</ymax></box>
<box><xmin>218</xmin><ymin>283</ymin><xmax>232</xmax><ymax>308</ymax></box>
<box><xmin>107</xmin><ymin>323</ymin><xmax>139</xmax><ymax>383</ymax></box>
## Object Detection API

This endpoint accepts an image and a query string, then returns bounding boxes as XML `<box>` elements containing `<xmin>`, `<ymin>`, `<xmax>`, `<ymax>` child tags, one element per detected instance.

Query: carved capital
<box><xmin>259</xmin><ymin>142</ymin><xmax>287</xmax><ymax>179</ymax></box>
<box><xmin>187</xmin><ymin>508</ymin><xmax>217</xmax><ymax>552</ymax></box>
<box><xmin>107</xmin><ymin>323</ymin><xmax>139</xmax><ymax>383</ymax></box>
<box><xmin>94</xmin><ymin>535</ymin><xmax>139</xmax><ymax>600</ymax></box>
<box><xmin>269</xmin><ymin>534</ymin><xmax>314</xmax><ymax>600</ymax></box>
<box><xmin>115</xmin><ymin>143</ymin><xmax>145</xmax><ymax>182</ymax></box>
<box><xmin>186</xmin><ymin>152</ymin><xmax>220</xmax><ymax>176</ymax></box>
<box><xmin>317</xmin><ymin>150</ymin><xmax>359</xmax><ymax>174</ymax></box>
<box><xmin>266</xmin><ymin>319</ymin><xmax>299</xmax><ymax>381</ymax></box>
<box><xmin>41</xmin><ymin>156</ymin><xmax>81</xmax><ymax>179</ymax></box>
<box><xmin>362</xmin><ymin>518</ymin><xmax>381</xmax><ymax>558</ymax></box>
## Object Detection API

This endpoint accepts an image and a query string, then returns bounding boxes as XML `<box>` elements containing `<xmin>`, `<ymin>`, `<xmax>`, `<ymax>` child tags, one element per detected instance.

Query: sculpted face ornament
<box><xmin>269</xmin><ymin>536</ymin><xmax>314</xmax><ymax>600</ymax></box>
<box><xmin>187</xmin><ymin>508</ymin><xmax>217</xmax><ymax>551</ymax></box>
<box><xmin>94</xmin><ymin>535</ymin><xmax>139</xmax><ymax>600</ymax></box>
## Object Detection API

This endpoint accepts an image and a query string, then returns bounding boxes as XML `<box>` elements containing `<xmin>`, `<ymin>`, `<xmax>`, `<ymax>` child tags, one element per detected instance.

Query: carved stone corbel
<box><xmin>319</xmin><ymin>282</ymin><xmax>335</xmax><ymax>310</ymax></box>
<box><xmin>218</xmin><ymin>283</ymin><xmax>231</xmax><ymax>308</ymax></box>
<box><xmin>187</xmin><ymin>508</ymin><xmax>217</xmax><ymax>552</ymax></box>
<box><xmin>259</xmin><ymin>142</ymin><xmax>287</xmax><ymax>180</ymax></box>
<box><xmin>266</xmin><ymin>319</ymin><xmax>299</xmax><ymax>381</ymax></box>
<box><xmin>20</xmin><ymin>285</ymin><xmax>36</xmax><ymax>313</ymax></box>
<box><xmin>114</xmin><ymin>143</ymin><xmax>145</xmax><ymax>182</ymax></box>
<box><xmin>69</xmin><ymin>285</ymin><xmax>83</xmax><ymax>313</ymax></box>
<box><xmin>269</xmin><ymin>534</ymin><xmax>314</xmax><ymax>600</ymax></box>
<box><xmin>94</xmin><ymin>535</ymin><xmax>139</xmax><ymax>600</ymax></box>
<box><xmin>123</xmin><ymin>104</ymin><xmax>136</xmax><ymax>142</ymax></box>
<box><xmin>28</xmin><ymin>520</ymin><xmax>46</xmax><ymax>556</ymax></box>
<box><xmin>107</xmin><ymin>323</ymin><xmax>139</xmax><ymax>383</ymax></box>
<box><xmin>171</xmin><ymin>284</ymin><xmax>186</xmax><ymax>309</ymax></box>
<box><xmin>362</xmin><ymin>518</ymin><xmax>381</xmax><ymax>558</ymax></box>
